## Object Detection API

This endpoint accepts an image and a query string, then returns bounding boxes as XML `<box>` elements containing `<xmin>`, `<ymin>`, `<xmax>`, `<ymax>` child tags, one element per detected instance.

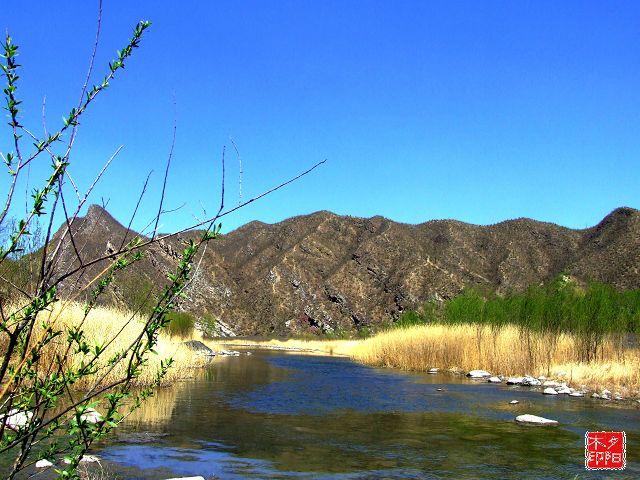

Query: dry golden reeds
<box><xmin>350</xmin><ymin>324</ymin><xmax>640</xmax><ymax>394</ymax></box>
<box><xmin>23</xmin><ymin>302</ymin><xmax>208</xmax><ymax>390</ymax></box>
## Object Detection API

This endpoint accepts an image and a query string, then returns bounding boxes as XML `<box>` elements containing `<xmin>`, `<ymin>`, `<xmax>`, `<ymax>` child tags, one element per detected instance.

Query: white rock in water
<box><xmin>2</xmin><ymin>409</ymin><xmax>33</xmax><ymax>430</ymax></box>
<box><xmin>569</xmin><ymin>392</ymin><xmax>584</xmax><ymax>397</ymax></box>
<box><xmin>466</xmin><ymin>370</ymin><xmax>491</xmax><ymax>378</ymax></box>
<box><xmin>80</xmin><ymin>408</ymin><xmax>103</xmax><ymax>423</ymax></box>
<box><xmin>165</xmin><ymin>477</ymin><xmax>206</xmax><ymax>480</ymax></box>
<box><xmin>522</xmin><ymin>376</ymin><xmax>541</xmax><ymax>386</ymax></box>
<box><xmin>487</xmin><ymin>376</ymin><xmax>502</xmax><ymax>383</ymax></box>
<box><xmin>591</xmin><ymin>393</ymin><xmax>601</xmax><ymax>399</ymax></box>
<box><xmin>428</xmin><ymin>368</ymin><xmax>439</xmax><ymax>374</ymax></box>
<box><xmin>537</xmin><ymin>376</ymin><xmax>547</xmax><ymax>381</ymax></box>
<box><xmin>35</xmin><ymin>459</ymin><xmax>54</xmax><ymax>468</ymax></box>
<box><xmin>63</xmin><ymin>455</ymin><xmax>100</xmax><ymax>464</ymax></box>
<box><xmin>515</xmin><ymin>414</ymin><xmax>559</xmax><ymax>425</ymax></box>
<box><xmin>614</xmin><ymin>394</ymin><xmax>624</xmax><ymax>401</ymax></box>
<box><xmin>510</xmin><ymin>400</ymin><xmax>519</xmax><ymax>404</ymax></box>
<box><xmin>543</xmin><ymin>387</ymin><xmax>559</xmax><ymax>395</ymax></box>
<box><xmin>542</xmin><ymin>380</ymin><xmax>560</xmax><ymax>387</ymax></box>
<box><xmin>556</xmin><ymin>386</ymin><xmax>572</xmax><ymax>395</ymax></box>
<box><xmin>506</xmin><ymin>377</ymin><xmax>524</xmax><ymax>385</ymax></box>
<box><xmin>602</xmin><ymin>389</ymin><xmax>611</xmax><ymax>397</ymax></box>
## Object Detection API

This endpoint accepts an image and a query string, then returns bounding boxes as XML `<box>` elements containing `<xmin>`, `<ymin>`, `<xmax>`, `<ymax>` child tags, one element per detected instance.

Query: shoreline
<box><xmin>205</xmin><ymin>335</ymin><xmax>640</xmax><ymax>405</ymax></box>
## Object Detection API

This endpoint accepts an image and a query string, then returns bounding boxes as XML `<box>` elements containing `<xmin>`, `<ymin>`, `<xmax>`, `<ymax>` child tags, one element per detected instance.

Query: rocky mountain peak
<box><xmin>50</xmin><ymin>206</ymin><xmax>640</xmax><ymax>335</ymax></box>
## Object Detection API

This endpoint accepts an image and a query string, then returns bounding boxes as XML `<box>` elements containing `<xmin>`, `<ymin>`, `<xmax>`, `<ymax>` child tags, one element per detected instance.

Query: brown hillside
<box><xmin>50</xmin><ymin>206</ymin><xmax>640</xmax><ymax>335</ymax></box>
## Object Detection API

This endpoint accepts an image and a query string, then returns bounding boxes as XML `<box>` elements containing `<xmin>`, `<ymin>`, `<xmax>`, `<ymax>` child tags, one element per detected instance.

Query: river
<box><xmin>96</xmin><ymin>350</ymin><xmax>639</xmax><ymax>479</ymax></box>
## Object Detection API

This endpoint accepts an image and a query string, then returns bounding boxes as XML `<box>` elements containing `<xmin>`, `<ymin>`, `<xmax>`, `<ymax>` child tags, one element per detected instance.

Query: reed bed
<box><xmin>9</xmin><ymin>302</ymin><xmax>208</xmax><ymax>390</ymax></box>
<box><xmin>351</xmin><ymin>324</ymin><xmax>640</xmax><ymax>394</ymax></box>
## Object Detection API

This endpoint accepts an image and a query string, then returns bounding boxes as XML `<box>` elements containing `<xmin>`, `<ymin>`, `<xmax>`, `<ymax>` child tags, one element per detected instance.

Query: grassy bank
<box><xmin>219</xmin><ymin>337</ymin><xmax>360</xmax><ymax>356</ymax></box>
<box><xmin>4</xmin><ymin>302</ymin><xmax>210</xmax><ymax>390</ymax></box>
<box><xmin>351</xmin><ymin>324</ymin><xmax>640</xmax><ymax>395</ymax></box>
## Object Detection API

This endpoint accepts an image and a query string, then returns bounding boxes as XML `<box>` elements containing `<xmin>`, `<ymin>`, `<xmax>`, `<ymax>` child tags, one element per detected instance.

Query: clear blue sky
<box><xmin>2</xmin><ymin>1</ymin><xmax>639</xmax><ymax>235</ymax></box>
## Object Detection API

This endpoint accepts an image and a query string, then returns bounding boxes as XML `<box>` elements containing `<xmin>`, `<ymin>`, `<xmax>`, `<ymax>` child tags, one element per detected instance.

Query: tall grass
<box><xmin>352</xmin><ymin>324</ymin><xmax>640</xmax><ymax>393</ymax></box>
<box><xmin>3</xmin><ymin>302</ymin><xmax>207</xmax><ymax>390</ymax></box>
<box><xmin>400</xmin><ymin>279</ymin><xmax>640</xmax><ymax>362</ymax></box>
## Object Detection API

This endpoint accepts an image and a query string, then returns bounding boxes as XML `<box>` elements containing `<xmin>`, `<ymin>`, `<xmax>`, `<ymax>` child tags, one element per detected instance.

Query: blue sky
<box><xmin>1</xmin><ymin>1</ymin><xmax>639</xmax><ymax>234</ymax></box>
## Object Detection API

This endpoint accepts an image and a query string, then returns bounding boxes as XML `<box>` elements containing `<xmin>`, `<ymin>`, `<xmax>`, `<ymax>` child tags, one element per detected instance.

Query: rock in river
<box><xmin>466</xmin><ymin>370</ymin><xmax>491</xmax><ymax>379</ymax></box>
<box><xmin>515</xmin><ymin>414</ymin><xmax>558</xmax><ymax>425</ymax></box>
<box><xmin>487</xmin><ymin>376</ymin><xmax>502</xmax><ymax>383</ymax></box>
<box><xmin>182</xmin><ymin>340</ymin><xmax>215</xmax><ymax>356</ymax></box>
<box><xmin>543</xmin><ymin>387</ymin><xmax>559</xmax><ymax>395</ymax></box>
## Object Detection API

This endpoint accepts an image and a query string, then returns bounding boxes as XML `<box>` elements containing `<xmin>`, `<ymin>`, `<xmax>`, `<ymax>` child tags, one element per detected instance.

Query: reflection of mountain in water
<box><xmin>100</xmin><ymin>351</ymin><xmax>640</xmax><ymax>479</ymax></box>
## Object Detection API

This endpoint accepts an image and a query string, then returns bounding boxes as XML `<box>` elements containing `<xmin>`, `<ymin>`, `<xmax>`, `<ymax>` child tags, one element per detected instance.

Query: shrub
<box><xmin>165</xmin><ymin>311</ymin><xmax>195</xmax><ymax>338</ymax></box>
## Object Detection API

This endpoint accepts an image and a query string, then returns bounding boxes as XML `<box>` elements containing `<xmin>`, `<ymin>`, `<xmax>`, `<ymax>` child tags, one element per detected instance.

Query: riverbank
<box><xmin>8</xmin><ymin>302</ymin><xmax>212</xmax><ymax>390</ymax></box>
<box><xmin>219</xmin><ymin>325</ymin><xmax>640</xmax><ymax>399</ymax></box>
<box><xmin>351</xmin><ymin>324</ymin><xmax>640</xmax><ymax>398</ymax></box>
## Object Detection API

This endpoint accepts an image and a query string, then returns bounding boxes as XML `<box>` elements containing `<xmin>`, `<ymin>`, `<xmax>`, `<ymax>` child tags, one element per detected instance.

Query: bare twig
<box><xmin>230</xmin><ymin>138</ymin><xmax>242</xmax><ymax>205</ymax></box>
<box><xmin>152</xmin><ymin>97</ymin><xmax>177</xmax><ymax>240</ymax></box>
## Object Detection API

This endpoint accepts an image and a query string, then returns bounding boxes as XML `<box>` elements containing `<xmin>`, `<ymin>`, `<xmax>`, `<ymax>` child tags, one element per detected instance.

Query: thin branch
<box><xmin>119</xmin><ymin>170</ymin><xmax>152</xmax><ymax>251</ymax></box>
<box><xmin>152</xmin><ymin>97</ymin><xmax>177</xmax><ymax>240</ymax></box>
<box><xmin>230</xmin><ymin>138</ymin><xmax>242</xmax><ymax>206</ymax></box>
<box><xmin>51</xmin><ymin>159</ymin><xmax>327</xmax><ymax>288</ymax></box>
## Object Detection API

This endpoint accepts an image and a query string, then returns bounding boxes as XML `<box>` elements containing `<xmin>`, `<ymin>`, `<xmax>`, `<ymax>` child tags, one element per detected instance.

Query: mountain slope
<box><xmin>51</xmin><ymin>206</ymin><xmax>640</xmax><ymax>335</ymax></box>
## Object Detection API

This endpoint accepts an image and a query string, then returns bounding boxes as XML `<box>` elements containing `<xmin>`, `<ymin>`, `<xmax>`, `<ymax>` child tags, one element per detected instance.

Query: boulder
<box><xmin>569</xmin><ymin>392</ymin><xmax>584</xmax><ymax>397</ymax></box>
<box><xmin>542</xmin><ymin>380</ymin><xmax>560</xmax><ymax>387</ymax></box>
<box><xmin>182</xmin><ymin>340</ymin><xmax>215</xmax><ymax>356</ymax></box>
<box><xmin>466</xmin><ymin>370</ymin><xmax>491</xmax><ymax>379</ymax></box>
<box><xmin>80</xmin><ymin>408</ymin><xmax>102</xmax><ymax>423</ymax></box>
<box><xmin>543</xmin><ymin>387</ymin><xmax>559</xmax><ymax>395</ymax></box>
<box><xmin>487</xmin><ymin>376</ymin><xmax>502</xmax><ymax>383</ymax></box>
<box><xmin>506</xmin><ymin>377</ymin><xmax>523</xmax><ymax>385</ymax></box>
<box><xmin>556</xmin><ymin>386</ymin><xmax>572</xmax><ymax>395</ymax></box>
<box><xmin>515</xmin><ymin>414</ymin><xmax>558</xmax><ymax>425</ymax></box>
<box><xmin>1</xmin><ymin>409</ymin><xmax>33</xmax><ymax>430</ymax></box>
<box><xmin>521</xmin><ymin>376</ymin><xmax>541</xmax><ymax>386</ymax></box>
<box><xmin>428</xmin><ymin>368</ymin><xmax>439</xmax><ymax>374</ymax></box>
<box><xmin>220</xmin><ymin>350</ymin><xmax>241</xmax><ymax>356</ymax></box>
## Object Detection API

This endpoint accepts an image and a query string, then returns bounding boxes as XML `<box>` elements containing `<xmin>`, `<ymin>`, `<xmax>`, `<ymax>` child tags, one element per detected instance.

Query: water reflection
<box><xmin>101</xmin><ymin>352</ymin><xmax>640</xmax><ymax>479</ymax></box>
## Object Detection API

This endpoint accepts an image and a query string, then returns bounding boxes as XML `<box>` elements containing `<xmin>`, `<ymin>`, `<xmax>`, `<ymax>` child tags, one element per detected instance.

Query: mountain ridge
<box><xmin>51</xmin><ymin>205</ymin><xmax>640</xmax><ymax>335</ymax></box>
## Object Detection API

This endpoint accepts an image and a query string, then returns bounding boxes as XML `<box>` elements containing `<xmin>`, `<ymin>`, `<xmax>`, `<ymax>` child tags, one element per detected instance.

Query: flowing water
<box><xmin>95</xmin><ymin>350</ymin><xmax>639</xmax><ymax>479</ymax></box>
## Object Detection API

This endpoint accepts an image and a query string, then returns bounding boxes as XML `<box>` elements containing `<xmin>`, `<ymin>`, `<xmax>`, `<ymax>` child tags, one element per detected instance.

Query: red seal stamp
<box><xmin>585</xmin><ymin>431</ymin><xmax>626</xmax><ymax>470</ymax></box>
